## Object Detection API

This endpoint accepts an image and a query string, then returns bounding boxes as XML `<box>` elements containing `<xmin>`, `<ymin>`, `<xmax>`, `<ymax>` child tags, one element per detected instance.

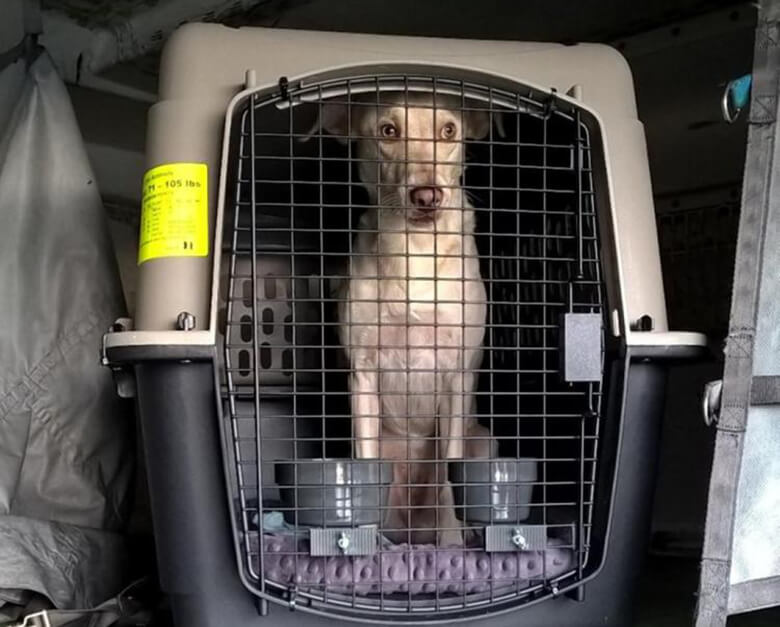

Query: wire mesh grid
<box><xmin>219</xmin><ymin>72</ymin><xmax>608</xmax><ymax>620</ymax></box>
<box><xmin>657</xmin><ymin>196</ymin><xmax>739</xmax><ymax>340</ymax></box>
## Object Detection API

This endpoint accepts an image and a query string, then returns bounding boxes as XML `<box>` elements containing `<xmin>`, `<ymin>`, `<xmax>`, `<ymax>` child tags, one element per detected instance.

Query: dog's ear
<box><xmin>464</xmin><ymin>109</ymin><xmax>506</xmax><ymax>140</ymax></box>
<box><xmin>303</xmin><ymin>102</ymin><xmax>351</xmax><ymax>144</ymax></box>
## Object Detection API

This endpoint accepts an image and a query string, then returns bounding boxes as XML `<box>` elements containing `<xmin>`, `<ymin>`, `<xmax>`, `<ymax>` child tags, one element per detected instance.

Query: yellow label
<box><xmin>138</xmin><ymin>163</ymin><xmax>208</xmax><ymax>264</ymax></box>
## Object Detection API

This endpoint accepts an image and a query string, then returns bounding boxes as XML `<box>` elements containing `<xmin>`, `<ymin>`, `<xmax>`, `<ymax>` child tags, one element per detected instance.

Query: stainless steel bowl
<box><xmin>450</xmin><ymin>458</ymin><xmax>537</xmax><ymax>523</ymax></box>
<box><xmin>275</xmin><ymin>459</ymin><xmax>392</xmax><ymax>527</ymax></box>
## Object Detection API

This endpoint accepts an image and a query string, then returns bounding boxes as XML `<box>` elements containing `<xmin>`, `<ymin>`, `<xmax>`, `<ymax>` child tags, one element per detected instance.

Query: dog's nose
<box><xmin>409</xmin><ymin>186</ymin><xmax>443</xmax><ymax>209</ymax></box>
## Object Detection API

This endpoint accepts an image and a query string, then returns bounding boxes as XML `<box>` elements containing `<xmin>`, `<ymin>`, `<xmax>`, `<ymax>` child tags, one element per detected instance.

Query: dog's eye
<box><xmin>441</xmin><ymin>122</ymin><xmax>457</xmax><ymax>139</ymax></box>
<box><xmin>379</xmin><ymin>123</ymin><xmax>398</xmax><ymax>138</ymax></box>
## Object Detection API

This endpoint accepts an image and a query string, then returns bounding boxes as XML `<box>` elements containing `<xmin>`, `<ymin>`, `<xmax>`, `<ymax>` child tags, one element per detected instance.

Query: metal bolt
<box><xmin>336</xmin><ymin>532</ymin><xmax>350</xmax><ymax>553</ymax></box>
<box><xmin>631</xmin><ymin>314</ymin><xmax>654</xmax><ymax>332</ymax></box>
<box><xmin>176</xmin><ymin>311</ymin><xmax>196</xmax><ymax>331</ymax></box>
<box><xmin>278</xmin><ymin>75</ymin><xmax>290</xmax><ymax>100</ymax></box>
<box><xmin>245</xmin><ymin>69</ymin><xmax>257</xmax><ymax>89</ymax></box>
<box><xmin>511</xmin><ymin>528</ymin><xmax>528</xmax><ymax>550</ymax></box>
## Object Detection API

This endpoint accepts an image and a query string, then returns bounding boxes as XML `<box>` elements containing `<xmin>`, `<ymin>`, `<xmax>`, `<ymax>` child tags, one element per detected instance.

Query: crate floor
<box><xmin>253</xmin><ymin>532</ymin><xmax>572</xmax><ymax>597</ymax></box>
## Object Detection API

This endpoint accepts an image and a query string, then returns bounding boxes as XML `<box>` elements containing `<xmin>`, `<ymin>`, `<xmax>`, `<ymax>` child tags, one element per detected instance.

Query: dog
<box><xmin>311</xmin><ymin>92</ymin><xmax>497</xmax><ymax>544</ymax></box>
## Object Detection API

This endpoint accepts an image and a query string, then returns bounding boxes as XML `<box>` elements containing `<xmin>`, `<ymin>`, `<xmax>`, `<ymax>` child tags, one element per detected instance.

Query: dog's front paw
<box><xmin>437</xmin><ymin>527</ymin><xmax>464</xmax><ymax>548</ymax></box>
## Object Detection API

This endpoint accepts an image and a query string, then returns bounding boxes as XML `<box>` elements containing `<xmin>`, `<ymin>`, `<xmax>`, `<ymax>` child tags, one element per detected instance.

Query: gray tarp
<box><xmin>0</xmin><ymin>52</ymin><xmax>133</xmax><ymax>618</ymax></box>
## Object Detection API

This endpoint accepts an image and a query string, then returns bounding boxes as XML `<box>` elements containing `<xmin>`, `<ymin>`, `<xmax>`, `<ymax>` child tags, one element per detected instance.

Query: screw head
<box><xmin>176</xmin><ymin>311</ymin><xmax>196</xmax><ymax>331</ymax></box>
<box><xmin>336</xmin><ymin>532</ymin><xmax>350</xmax><ymax>552</ymax></box>
<box><xmin>511</xmin><ymin>528</ymin><xmax>528</xmax><ymax>550</ymax></box>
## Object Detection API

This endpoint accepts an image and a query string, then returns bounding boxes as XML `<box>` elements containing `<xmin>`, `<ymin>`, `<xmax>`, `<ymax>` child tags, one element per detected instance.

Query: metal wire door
<box><xmin>219</xmin><ymin>70</ymin><xmax>609</xmax><ymax>621</ymax></box>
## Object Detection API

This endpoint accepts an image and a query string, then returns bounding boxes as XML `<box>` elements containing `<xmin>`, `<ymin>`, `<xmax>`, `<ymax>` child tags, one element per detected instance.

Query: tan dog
<box><xmin>313</xmin><ymin>92</ymin><xmax>496</xmax><ymax>544</ymax></box>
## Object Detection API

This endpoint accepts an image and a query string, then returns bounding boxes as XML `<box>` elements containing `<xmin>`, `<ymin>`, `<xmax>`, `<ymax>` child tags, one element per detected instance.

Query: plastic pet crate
<box><xmin>103</xmin><ymin>24</ymin><xmax>707</xmax><ymax>627</ymax></box>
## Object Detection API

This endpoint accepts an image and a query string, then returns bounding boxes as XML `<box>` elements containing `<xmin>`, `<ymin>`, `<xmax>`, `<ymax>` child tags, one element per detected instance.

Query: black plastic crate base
<box><xmin>131</xmin><ymin>358</ymin><xmax>665</xmax><ymax>627</ymax></box>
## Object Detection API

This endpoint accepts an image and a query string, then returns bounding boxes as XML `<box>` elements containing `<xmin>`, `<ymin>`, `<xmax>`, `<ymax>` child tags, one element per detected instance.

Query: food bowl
<box><xmin>450</xmin><ymin>458</ymin><xmax>538</xmax><ymax>523</ymax></box>
<box><xmin>275</xmin><ymin>459</ymin><xmax>392</xmax><ymax>527</ymax></box>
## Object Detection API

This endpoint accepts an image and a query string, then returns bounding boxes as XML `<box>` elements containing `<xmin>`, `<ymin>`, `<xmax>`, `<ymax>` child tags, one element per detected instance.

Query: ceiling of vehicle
<box><xmin>28</xmin><ymin>0</ymin><xmax>756</xmax><ymax>200</ymax></box>
<box><xmin>42</xmin><ymin>0</ymin><xmax>743</xmax><ymax>41</ymax></box>
<box><xmin>39</xmin><ymin>0</ymin><xmax>749</xmax><ymax>92</ymax></box>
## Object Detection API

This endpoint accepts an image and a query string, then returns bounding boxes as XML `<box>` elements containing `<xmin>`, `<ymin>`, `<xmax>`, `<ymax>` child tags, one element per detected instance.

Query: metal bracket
<box><xmin>101</xmin><ymin>318</ymin><xmax>137</xmax><ymax>398</ymax></box>
<box><xmin>561</xmin><ymin>313</ymin><xmax>602</xmax><ymax>382</ymax></box>
<box><xmin>309</xmin><ymin>527</ymin><xmax>378</xmax><ymax>556</ymax></box>
<box><xmin>703</xmin><ymin>379</ymin><xmax>723</xmax><ymax>426</ymax></box>
<box><xmin>484</xmin><ymin>525</ymin><xmax>548</xmax><ymax>552</ymax></box>
<box><xmin>101</xmin><ymin>317</ymin><xmax>135</xmax><ymax>366</ymax></box>
<box><xmin>13</xmin><ymin>611</ymin><xmax>51</xmax><ymax>627</ymax></box>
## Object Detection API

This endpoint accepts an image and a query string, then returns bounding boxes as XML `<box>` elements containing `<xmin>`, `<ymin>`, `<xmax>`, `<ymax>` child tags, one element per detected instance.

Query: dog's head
<box><xmin>308</xmin><ymin>92</ymin><xmax>498</xmax><ymax>226</ymax></box>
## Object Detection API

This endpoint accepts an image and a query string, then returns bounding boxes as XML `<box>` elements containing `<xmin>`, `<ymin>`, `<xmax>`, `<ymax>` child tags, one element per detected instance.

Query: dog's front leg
<box><xmin>439</xmin><ymin>369</ymin><xmax>476</xmax><ymax>460</ymax></box>
<box><xmin>436</xmin><ymin>466</ymin><xmax>464</xmax><ymax>546</ymax></box>
<box><xmin>351</xmin><ymin>352</ymin><xmax>380</xmax><ymax>459</ymax></box>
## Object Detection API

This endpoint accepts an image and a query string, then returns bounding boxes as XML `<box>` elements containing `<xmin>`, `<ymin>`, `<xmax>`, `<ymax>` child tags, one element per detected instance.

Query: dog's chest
<box><xmin>341</xmin><ymin>230</ymin><xmax>485</xmax><ymax>360</ymax></box>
